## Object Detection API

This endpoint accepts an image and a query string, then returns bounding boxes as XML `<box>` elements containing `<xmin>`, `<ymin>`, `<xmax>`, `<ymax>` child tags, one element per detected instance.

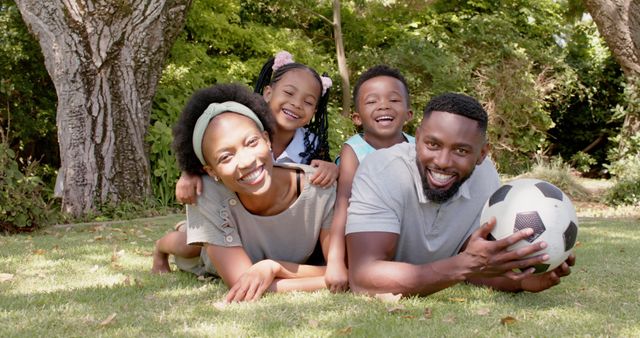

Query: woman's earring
<box><xmin>213</xmin><ymin>176</ymin><xmax>219</xmax><ymax>182</ymax></box>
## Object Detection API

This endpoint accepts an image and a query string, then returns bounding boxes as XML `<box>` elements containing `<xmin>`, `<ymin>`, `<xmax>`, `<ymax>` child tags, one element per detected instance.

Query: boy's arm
<box><xmin>325</xmin><ymin>145</ymin><xmax>359</xmax><ymax>292</ymax></box>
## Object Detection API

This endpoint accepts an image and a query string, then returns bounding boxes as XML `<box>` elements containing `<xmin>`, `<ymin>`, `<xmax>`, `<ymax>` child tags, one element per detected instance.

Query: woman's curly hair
<box><xmin>172</xmin><ymin>83</ymin><xmax>275</xmax><ymax>175</ymax></box>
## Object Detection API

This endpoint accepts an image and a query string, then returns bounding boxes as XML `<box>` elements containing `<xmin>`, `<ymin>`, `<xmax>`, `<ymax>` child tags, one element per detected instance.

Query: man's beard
<box><xmin>417</xmin><ymin>158</ymin><xmax>473</xmax><ymax>203</ymax></box>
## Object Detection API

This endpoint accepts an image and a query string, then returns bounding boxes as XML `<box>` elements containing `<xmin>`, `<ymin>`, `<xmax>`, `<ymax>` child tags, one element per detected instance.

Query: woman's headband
<box><xmin>192</xmin><ymin>101</ymin><xmax>264</xmax><ymax>166</ymax></box>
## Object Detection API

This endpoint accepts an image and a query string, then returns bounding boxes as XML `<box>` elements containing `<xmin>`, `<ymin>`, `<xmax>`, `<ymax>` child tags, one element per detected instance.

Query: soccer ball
<box><xmin>479</xmin><ymin>178</ymin><xmax>579</xmax><ymax>273</ymax></box>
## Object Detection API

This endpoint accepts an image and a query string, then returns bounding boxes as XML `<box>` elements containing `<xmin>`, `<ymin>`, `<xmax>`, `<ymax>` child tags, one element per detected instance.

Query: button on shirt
<box><xmin>346</xmin><ymin>142</ymin><xmax>501</xmax><ymax>265</ymax></box>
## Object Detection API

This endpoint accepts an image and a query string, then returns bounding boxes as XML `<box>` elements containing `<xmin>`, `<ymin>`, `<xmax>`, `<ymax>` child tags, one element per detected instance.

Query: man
<box><xmin>345</xmin><ymin>92</ymin><xmax>575</xmax><ymax>296</ymax></box>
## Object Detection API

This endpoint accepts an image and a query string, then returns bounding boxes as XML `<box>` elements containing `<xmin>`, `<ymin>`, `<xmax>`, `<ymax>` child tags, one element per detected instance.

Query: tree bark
<box><xmin>333</xmin><ymin>0</ymin><xmax>351</xmax><ymax>116</ymax></box>
<box><xmin>584</xmin><ymin>0</ymin><xmax>640</xmax><ymax>153</ymax></box>
<box><xmin>583</xmin><ymin>0</ymin><xmax>640</xmax><ymax>76</ymax></box>
<box><xmin>15</xmin><ymin>0</ymin><xmax>192</xmax><ymax>216</ymax></box>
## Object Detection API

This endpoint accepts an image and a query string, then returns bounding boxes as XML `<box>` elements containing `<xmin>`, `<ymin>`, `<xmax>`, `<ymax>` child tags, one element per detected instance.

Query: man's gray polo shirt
<box><xmin>346</xmin><ymin>142</ymin><xmax>501</xmax><ymax>264</ymax></box>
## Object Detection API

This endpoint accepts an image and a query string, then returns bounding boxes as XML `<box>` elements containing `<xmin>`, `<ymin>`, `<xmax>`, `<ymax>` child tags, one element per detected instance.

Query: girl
<box><xmin>176</xmin><ymin>51</ymin><xmax>337</xmax><ymax>204</ymax></box>
<box><xmin>152</xmin><ymin>84</ymin><xmax>336</xmax><ymax>302</ymax></box>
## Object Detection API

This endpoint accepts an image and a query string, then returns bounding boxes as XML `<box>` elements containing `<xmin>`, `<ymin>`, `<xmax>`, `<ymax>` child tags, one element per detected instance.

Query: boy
<box><xmin>325</xmin><ymin>65</ymin><xmax>414</xmax><ymax>292</ymax></box>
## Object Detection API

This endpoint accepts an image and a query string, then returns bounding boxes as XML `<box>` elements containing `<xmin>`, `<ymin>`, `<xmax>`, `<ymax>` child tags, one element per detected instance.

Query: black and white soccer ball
<box><xmin>480</xmin><ymin>178</ymin><xmax>579</xmax><ymax>273</ymax></box>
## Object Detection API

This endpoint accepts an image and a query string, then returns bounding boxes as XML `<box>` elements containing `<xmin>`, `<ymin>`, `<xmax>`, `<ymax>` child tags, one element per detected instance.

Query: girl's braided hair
<box><xmin>254</xmin><ymin>52</ymin><xmax>331</xmax><ymax>163</ymax></box>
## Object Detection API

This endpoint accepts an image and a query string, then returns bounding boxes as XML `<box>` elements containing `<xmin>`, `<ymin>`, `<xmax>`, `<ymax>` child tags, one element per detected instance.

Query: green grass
<box><xmin>1</xmin><ymin>215</ymin><xmax>639</xmax><ymax>337</ymax></box>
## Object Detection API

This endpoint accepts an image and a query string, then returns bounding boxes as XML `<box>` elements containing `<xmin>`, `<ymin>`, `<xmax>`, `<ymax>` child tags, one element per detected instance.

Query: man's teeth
<box><xmin>431</xmin><ymin>171</ymin><xmax>453</xmax><ymax>183</ymax></box>
<box><xmin>241</xmin><ymin>168</ymin><xmax>262</xmax><ymax>182</ymax></box>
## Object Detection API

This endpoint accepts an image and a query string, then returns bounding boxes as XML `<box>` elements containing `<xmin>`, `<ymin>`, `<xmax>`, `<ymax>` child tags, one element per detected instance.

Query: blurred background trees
<box><xmin>2</xmin><ymin>0</ymin><xmax>638</xmax><ymax>226</ymax></box>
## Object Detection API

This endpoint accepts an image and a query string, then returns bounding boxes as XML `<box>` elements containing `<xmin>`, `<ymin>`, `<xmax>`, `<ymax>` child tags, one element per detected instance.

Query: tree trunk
<box><xmin>583</xmin><ymin>0</ymin><xmax>640</xmax><ymax>147</ymax></box>
<box><xmin>333</xmin><ymin>0</ymin><xmax>351</xmax><ymax>116</ymax></box>
<box><xmin>15</xmin><ymin>0</ymin><xmax>192</xmax><ymax>216</ymax></box>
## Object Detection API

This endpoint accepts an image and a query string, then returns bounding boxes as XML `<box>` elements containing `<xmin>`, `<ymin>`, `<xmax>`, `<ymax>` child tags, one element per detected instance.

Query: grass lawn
<box><xmin>1</xmin><ymin>214</ymin><xmax>639</xmax><ymax>337</ymax></box>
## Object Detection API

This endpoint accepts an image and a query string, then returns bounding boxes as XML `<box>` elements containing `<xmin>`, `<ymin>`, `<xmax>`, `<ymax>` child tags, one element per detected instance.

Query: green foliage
<box><xmin>4</xmin><ymin>0</ymin><xmax>633</xmax><ymax>210</ymax></box>
<box><xmin>547</xmin><ymin>20</ymin><xmax>625</xmax><ymax>174</ymax></box>
<box><xmin>605</xmin><ymin>74</ymin><xmax>640</xmax><ymax>207</ymax></box>
<box><xmin>0</xmin><ymin>1</ymin><xmax>58</xmax><ymax>173</ymax></box>
<box><xmin>0</xmin><ymin>134</ymin><xmax>56</xmax><ymax>231</ymax></box>
<box><xmin>604</xmin><ymin>175</ymin><xmax>640</xmax><ymax>207</ymax></box>
<box><xmin>606</xmin><ymin>76</ymin><xmax>640</xmax><ymax>178</ymax></box>
<box><xmin>570</xmin><ymin>151</ymin><xmax>597</xmax><ymax>174</ymax></box>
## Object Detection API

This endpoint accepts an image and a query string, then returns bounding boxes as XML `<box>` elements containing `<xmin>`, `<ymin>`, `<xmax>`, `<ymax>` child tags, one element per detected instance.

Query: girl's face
<box><xmin>201</xmin><ymin>112</ymin><xmax>273</xmax><ymax>196</ymax></box>
<box><xmin>263</xmin><ymin>68</ymin><xmax>321</xmax><ymax>132</ymax></box>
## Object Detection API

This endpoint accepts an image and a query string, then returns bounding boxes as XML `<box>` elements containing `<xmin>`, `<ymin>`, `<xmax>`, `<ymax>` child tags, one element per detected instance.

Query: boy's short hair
<box><xmin>422</xmin><ymin>93</ymin><xmax>488</xmax><ymax>133</ymax></box>
<box><xmin>352</xmin><ymin>65</ymin><xmax>410</xmax><ymax>111</ymax></box>
<box><xmin>172</xmin><ymin>83</ymin><xmax>275</xmax><ymax>175</ymax></box>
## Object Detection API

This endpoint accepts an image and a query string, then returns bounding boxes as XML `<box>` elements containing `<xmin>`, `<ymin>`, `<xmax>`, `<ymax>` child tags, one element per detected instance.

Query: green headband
<box><xmin>192</xmin><ymin>101</ymin><xmax>265</xmax><ymax>165</ymax></box>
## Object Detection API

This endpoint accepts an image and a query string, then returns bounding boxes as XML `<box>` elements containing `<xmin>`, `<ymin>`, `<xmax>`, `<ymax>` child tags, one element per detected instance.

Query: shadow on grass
<box><xmin>1</xmin><ymin>217</ymin><xmax>638</xmax><ymax>336</ymax></box>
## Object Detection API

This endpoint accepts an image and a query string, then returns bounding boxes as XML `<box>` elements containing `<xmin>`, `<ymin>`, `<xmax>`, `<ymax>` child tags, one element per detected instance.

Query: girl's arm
<box><xmin>324</xmin><ymin>145</ymin><xmax>359</xmax><ymax>292</ymax></box>
<box><xmin>309</xmin><ymin>159</ymin><xmax>339</xmax><ymax>188</ymax></box>
<box><xmin>204</xmin><ymin>244</ymin><xmax>327</xmax><ymax>302</ymax></box>
<box><xmin>175</xmin><ymin>171</ymin><xmax>203</xmax><ymax>204</ymax></box>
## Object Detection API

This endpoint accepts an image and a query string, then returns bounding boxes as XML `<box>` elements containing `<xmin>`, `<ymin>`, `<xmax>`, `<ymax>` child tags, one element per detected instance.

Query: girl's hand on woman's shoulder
<box><xmin>225</xmin><ymin>260</ymin><xmax>279</xmax><ymax>302</ymax></box>
<box><xmin>309</xmin><ymin>160</ymin><xmax>338</xmax><ymax>188</ymax></box>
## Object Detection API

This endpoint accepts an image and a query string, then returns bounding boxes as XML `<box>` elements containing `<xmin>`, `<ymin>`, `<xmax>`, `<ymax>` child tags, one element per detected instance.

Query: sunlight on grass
<box><xmin>1</xmin><ymin>216</ymin><xmax>639</xmax><ymax>336</ymax></box>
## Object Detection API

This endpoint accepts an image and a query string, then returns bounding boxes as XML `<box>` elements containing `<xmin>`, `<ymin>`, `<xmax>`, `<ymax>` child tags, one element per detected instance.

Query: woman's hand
<box><xmin>309</xmin><ymin>160</ymin><xmax>338</xmax><ymax>188</ymax></box>
<box><xmin>225</xmin><ymin>260</ymin><xmax>279</xmax><ymax>302</ymax></box>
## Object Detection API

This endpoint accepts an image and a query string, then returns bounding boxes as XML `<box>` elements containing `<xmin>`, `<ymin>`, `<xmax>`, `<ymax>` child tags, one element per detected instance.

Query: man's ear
<box><xmin>477</xmin><ymin>142</ymin><xmax>490</xmax><ymax>165</ymax></box>
<box><xmin>263</xmin><ymin>85</ymin><xmax>273</xmax><ymax>103</ymax></box>
<box><xmin>351</xmin><ymin>111</ymin><xmax>362</xmax><ymax>126</ymax></box>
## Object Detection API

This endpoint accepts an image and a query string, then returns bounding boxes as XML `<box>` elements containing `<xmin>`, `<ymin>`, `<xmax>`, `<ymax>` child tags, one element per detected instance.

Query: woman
<box><xmin>152</xmin><ymin>83</ymin><xmax>336</xmax><ymax>302</ymax></box>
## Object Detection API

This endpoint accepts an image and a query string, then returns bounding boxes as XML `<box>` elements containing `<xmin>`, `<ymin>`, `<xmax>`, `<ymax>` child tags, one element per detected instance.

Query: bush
<box><xmin>0</xmin><ymin>139</ymin><xmax>56</xmax><ymax>232</ymax></box>
<box><xmin>605</xmin><ymin>178</ymin><xmax>640</xmax><ymax>207</ymax></box>
<box><xmin>515</xmin><ymin>156</ymin><xmax>590</xmax><ymax>202</ymax></box>
<box><xmin>604</xmin><ymin>154</ymin><xmax>640</xmax><ymax>206</ymax></box>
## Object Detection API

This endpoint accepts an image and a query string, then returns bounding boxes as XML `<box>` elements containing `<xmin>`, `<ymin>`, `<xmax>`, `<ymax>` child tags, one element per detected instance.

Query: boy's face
<box><xmin>415</xmin><ymin>110</ymin><xmax>488</xmax><ymax>203</ymax></box>
<box><xmin>352</xmin><ymin>76</ymin><xmax>412</xmax><ymax>141</ymax></box>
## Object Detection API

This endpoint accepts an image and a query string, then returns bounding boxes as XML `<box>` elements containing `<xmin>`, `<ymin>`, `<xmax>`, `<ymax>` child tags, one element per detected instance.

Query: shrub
<box><xmin>0</xmin><ymin>139</ymin><xmax>56</xmax><ymax>232</ymax></box>
<box><xmin>515</xmin><ymin>156</ymin><xmax>591</xmax><ymax>202</ymax></box>
<box><xmin>604</xmin><ymin>178</ymin><xmax>640</xmax><ymax>207</ymax></box>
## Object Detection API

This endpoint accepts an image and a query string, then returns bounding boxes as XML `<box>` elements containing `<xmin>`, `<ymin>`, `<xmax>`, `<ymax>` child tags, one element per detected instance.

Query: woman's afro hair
<box><xmin>172</xmin><ymin>83</ymin><xmax>275</xmax><ymax>174</ymax></box>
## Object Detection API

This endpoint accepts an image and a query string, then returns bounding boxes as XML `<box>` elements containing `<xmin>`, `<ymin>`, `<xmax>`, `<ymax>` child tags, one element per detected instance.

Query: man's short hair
<box><xmin>423</xmin><ymin>93</ymin><xmax>488</xmax><ymax>133</ymax></box>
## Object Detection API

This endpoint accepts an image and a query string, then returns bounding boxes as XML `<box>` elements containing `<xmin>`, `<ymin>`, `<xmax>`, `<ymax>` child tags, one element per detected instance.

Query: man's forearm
<box><xmin>350</xmin><ymin>256</ymin><xmax>469</xmax><ymax>296</ymax></box>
